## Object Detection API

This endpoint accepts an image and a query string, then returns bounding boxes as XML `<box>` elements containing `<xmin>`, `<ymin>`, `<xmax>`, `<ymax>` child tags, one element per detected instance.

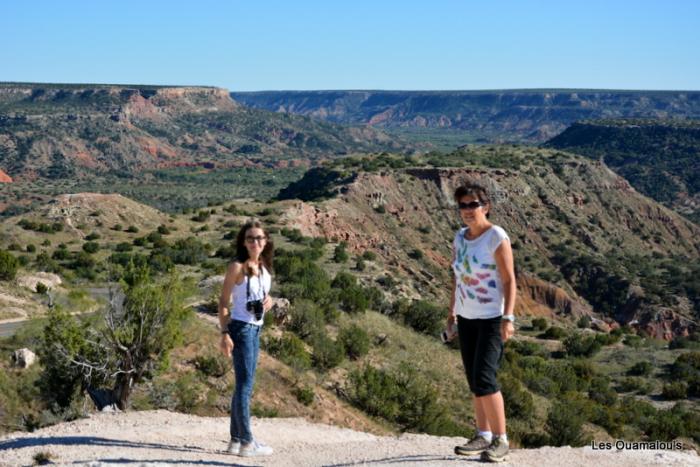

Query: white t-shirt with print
<box><xmin>452</xmin><ymin>225</ymin><xmax>510</xmax><ymax>319</ymax></box>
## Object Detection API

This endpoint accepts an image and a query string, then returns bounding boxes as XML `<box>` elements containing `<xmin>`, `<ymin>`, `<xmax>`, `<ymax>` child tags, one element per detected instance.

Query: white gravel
<box><xmin>0</xmin><ymin>410</ymin><xmax>697</xmax><ymax>466</ymax></box>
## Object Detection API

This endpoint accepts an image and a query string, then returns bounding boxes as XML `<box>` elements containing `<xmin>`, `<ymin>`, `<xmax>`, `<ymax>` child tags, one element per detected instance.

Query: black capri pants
<box><xmin>457</xmin><ymin>315</ymin><xmax>504</xmax><ymax>397</ymax></box>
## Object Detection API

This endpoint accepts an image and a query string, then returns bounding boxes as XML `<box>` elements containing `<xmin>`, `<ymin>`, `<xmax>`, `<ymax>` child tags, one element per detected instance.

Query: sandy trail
<box><xmin>0</xmin><ymin>410</ymin><xmax>697</xmax><ymax>466</ymax></box>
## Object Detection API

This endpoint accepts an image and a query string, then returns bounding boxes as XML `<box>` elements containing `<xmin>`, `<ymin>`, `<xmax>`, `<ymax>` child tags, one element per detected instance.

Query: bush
<box><xmin>499</xmin><ymin>373</ymin><xmax>535</xmax><ymax>420</ymax></box>
<box><xmin>26</xmin><ymin>244</ymin><xmax>36</xmax><ymax>253</ymax></box>
<box><xmin>193</xmin><ymin>354</ymin><xmax>228</xmax><ymax>378</ymax></box>
<box><xmin>628</xmin><ymin>361</ymin><xmax>653</xmax><ymax>376</ymax></box>
<box><xmin>407</xmin><ymin>249</ymin><xmax>423</xmax><ymax>260</ymax></box>
<box><xmin>288</xmin><ymin>300</ymin><xmax>326</xmax><ymax>341</ymax></box>
<box><xmin>564</xmin><ymin>333</ymin><xmax>602</xmax><ymax>357</ymax></box>
<box><xmin>82</xmin><ymin>242</ymin><xmax>99</xmax><ymax>254</ymax></box>
<box><xmin>36</xmin><ymin>282</ymin><xmax>48</xmax><ymax>294</ymax></box>
<box><xmin>662</xmin><ymin>382</ymin><xmax>688</xmax><ymax>400</ymax></box>
<box><xmin>0</xmin><ymin>250</ymin><xmax>19</xmax><ymax>280</ymax></box>
<box><xmin>311</xmin><ymin>333</ymin><xmax>345</xmax><ymax>371</ymax></box>
<box><xmin>333</xmin><ymin>244</ymin><xmax>349</xmax><ymax>263</ymax></box>
<box><xmin>577</xmin><ymin>315</ymin><xmax>591</xmax><ymax>329</ymax></box>
<box><xmin>338</xmin><ymin>324</ymin><xmax>370</xmax><ymax>360</ymax></box>
<box><xmin>355</xmin><ymin>258</ymin><xmax>366</xmax><ymax>271</ymax></box>
<box><xmin>362</xmin><ymin>251</ymin><xmax>377</xmax><ymax>261</ymax></box>
<box><xmin>126</xmin><ymin>225</ymin><xmax>139</xmax><ymax>233</ymax></box>
<box><xmin>539</xmin><ymin>326</ymin><xmax>567</xmax><ymax>340</ymax></box>
<box><xmin>262</xmin><ymin>333</ymin><xmax>311</xmax><ymax>370</ymax></box>
<box><xmin>293</xmin><ymin>385</ymin><xmax>314</xmax><ymax>406</ymax></box>
<box><xmin>400</xmin><ymin>300</ymin><xmax>443</xmax><ymax>336</ymax></box>
<box><xmin>347</xmin><ymin>364</ymin><xmax>457</xmax><ymax>435</ymax></box>
<box><xmin>531</xmin><ymin>317</ymin><xmax>548</xmax><ymax>331</ymax></box>
<box><xmin>85</xmin><ymin>232</ymin><xmax>101</xmax><ymax>241</ymax></box>
<box><xmin>546</xmin><ymin>400</ymin><xmax>587</xmax><ymax>447</ymax></box>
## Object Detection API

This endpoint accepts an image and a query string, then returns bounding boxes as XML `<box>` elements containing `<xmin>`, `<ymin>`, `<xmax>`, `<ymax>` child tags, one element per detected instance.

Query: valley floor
<box><xmin>0</xmin><ymin>410</ymin><xmax>697</xmax><ymax>466</ymax></box>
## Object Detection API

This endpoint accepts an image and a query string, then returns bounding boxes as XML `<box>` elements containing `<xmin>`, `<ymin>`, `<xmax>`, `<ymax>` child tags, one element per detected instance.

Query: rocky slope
<box><xmin>231</xmin><ymin>89</ymin><xmax>700</xmax><ymax>143</ymax></box>
<box><xmin>545</xmin><ymin>119</ymin><xmax>700</xmax><ymax>223</ymax></box>
<box><xmin>0</xmin><ymin>410</ymin><xmax>696</xmax><ymax>466</ymax></box>
<box><xmin>0</xmin><ymin>83</ymin><xmax>409</xmax><ymax>182</ymax></box>
<box><xmin>279</xmin><ymin>147</ymin><xmax>700</xmax><ymax>339</ymax></box>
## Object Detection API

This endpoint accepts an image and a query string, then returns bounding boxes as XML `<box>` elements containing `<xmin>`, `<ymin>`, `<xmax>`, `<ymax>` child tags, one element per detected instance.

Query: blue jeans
<box><xmin>228</xmin><ymin>319</ymin><xmax>261</xmax><ymax>444</ymax></box>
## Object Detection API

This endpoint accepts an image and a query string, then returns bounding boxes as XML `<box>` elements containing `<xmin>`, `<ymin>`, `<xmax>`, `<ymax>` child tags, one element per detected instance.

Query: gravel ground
<box><xmin>0</xmin><ymin>410</ymin><xmax>698</xmax><ymax>466</ymax></box>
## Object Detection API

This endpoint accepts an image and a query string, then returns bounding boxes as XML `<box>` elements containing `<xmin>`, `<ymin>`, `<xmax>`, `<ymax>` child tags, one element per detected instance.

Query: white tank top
<box><xmin>230</xmin><ymin>265</ymin><xmax>272</xmax><ymax>325</ymax></box>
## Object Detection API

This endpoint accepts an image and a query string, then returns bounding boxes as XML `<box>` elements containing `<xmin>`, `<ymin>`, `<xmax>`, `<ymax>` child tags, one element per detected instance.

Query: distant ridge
<box><xmin>231</xmin><ymin>89</ymin><xmax>700</xmax><ymax>143</ymax></box>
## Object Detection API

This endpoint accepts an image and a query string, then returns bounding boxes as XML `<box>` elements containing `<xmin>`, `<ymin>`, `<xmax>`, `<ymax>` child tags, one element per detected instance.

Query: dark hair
<box><xmin>235</xmin><ymin>219</ymin><xmax>274</xmax><ymax>273</ymax></box>
<box><xmin>454</xmin><ymin>184</ymin><xmax>491</xmax><ymax>217</ymax></box>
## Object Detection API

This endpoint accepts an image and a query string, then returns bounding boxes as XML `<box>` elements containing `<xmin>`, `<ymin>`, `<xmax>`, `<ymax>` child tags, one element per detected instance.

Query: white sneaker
<box><xmin>225</xmin><ymin>440</ymin><xmax>240</xmax><ymax>455</ymax></box>
<box><xmin>239</xmin><ymin>440</ymin><xmax>273</xmax><ymax>457</ymax></box>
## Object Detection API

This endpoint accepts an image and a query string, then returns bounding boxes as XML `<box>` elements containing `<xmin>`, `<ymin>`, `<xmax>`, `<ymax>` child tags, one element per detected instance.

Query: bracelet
<box><xmin>502</xmin><ymin>315</ymin><xmax>515</xmax><ymax>323</ymax></box>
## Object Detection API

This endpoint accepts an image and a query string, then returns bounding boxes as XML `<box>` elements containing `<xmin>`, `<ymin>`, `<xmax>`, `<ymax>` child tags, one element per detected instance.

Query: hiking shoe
<box><xmin>239</xmin><ymin>440</ymin><xmax>273</xmax><ymax>457</ymax></box>
<box><xmin>225</xmin><ymin>440</ymin><xmax>240</xmax><ymax>455</ymax></box>
<box><xmin>480</xmin><ymin>436</ymin><xmax>509</xmax><ymax>463</ymax></box>
<box><xmin>454</xmin><ymin>435</ymin><xmax>491</xmax><ymax>456</ymax></box>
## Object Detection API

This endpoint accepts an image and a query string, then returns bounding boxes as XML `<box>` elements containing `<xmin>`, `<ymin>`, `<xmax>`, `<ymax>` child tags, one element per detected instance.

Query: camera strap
<box><xmin>245</xmin><ymin>266</ymin><xmax>266</xmax><ymax>302</ymax></box>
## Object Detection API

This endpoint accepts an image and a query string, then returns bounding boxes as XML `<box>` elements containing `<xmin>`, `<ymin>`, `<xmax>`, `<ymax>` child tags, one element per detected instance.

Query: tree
<box><xmin>47</xmin><ymin>266</ymin><xmax>190</xmax><ymax>410</ymax></box>
<box><xmin>0</xmin><ymin>250</ymin><xmax>19</xmax><ymax>281</ymax></box>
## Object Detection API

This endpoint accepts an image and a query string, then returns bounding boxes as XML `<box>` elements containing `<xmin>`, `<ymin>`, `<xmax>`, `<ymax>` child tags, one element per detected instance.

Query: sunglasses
<box><xmin>458</xmin><ymin>201</ymin><xmax>483</xmax><ymax>210</ymax></box>
<box><xmin>245</xmin><ymin>235</ymin><xmax>267</xmax><ymax>243</ymax></box>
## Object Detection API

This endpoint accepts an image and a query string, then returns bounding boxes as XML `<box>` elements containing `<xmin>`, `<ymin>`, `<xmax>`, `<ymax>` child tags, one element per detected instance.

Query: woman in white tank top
<box><xmin>217</xmin><ymin>219</ymin><xmax>274</xmax><ymax>457</ymax></box>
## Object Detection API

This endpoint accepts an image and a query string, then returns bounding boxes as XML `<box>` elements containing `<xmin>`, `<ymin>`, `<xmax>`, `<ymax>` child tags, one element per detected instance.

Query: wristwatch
<box><xmin>221</xmin><ymin>329</ymin><xmax>229</xmax><ymax>335</ymax></box>
<box><xmin>502</xmin><ymin>315</ymin><xmax>515</xmax><ymax>323</ymax></box>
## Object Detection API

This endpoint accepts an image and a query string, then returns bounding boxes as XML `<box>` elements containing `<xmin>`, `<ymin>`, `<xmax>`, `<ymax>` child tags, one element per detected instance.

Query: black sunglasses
<box><xmin>458</xmin><ymin>201</ymin><xmax>483</xmax><ymax>210</ymax></box>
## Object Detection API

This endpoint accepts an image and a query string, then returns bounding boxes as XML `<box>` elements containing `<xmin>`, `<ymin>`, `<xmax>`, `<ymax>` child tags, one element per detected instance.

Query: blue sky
<box><xmin>2</xmin><ymin>1</ymin><xmax>699</xmax><ymax>91</ymax></box>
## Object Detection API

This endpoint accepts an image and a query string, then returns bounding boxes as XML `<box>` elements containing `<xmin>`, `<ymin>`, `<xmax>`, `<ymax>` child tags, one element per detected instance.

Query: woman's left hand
<box><xmin>263</xmin><ymin>295</ymin><xmax>273</xmax><ymax>312</ymax></box>
<box><xmin>501</xmin><ymin>320</ymin><xmax>515</xmax><ymax>342</ymax></box>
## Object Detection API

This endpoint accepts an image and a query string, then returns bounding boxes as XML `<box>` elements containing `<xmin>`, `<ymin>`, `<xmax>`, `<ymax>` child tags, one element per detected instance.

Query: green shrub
<box><xmin>263</xmin><ymin>333</ymin><xmax>311</xmax><ymax>370</ymax></box>
<box><xmin>539</xmin><ymin>326</ymin><xmax>567</xmax><ymax>340</ymax></box>
<box><xmin>400</xmin><ymin>300</ymin><xmax>443</xmax><ymax>336</ymax></box>
<box><xmin>662</xmin><ymin>382</ymin><xmax>688</xmax><ymax>400</ymax></box>
<box><xmin>338</xmin><ymin>324</ymin><xmax>370</xmax><ymax>360</ymax></box>
<box><xmin>347</xmin><ymin>364</ymin><xmax>457</xmax><ymax>435</ymax></box>
<box><xmin>193</xmin><ymin>354</ymin><xmax>228</xmax><ymax>378</ymax></box>
<box><xmin>362</xmin><ymin>251</ymin><xmax>377</xmax><ymax>261</ymax></box>
<box><xmin>293</xmin><ymin>385</ymin><xmax>314</xmax><ymax>406</ymax></box>
<box><xmin>499</xmin><ymin>373</ymin><xmax>535</xmax><ymax>420</ymax></box>
<box><xmin>531</xmin><ymin>317</ymin><xmax>548</xmax><ymax>331</ymax></box>
<box><xmin>546</xmin><ymin>400</ymin><xmax>587</xmax><ymax>447</ymax></box>
<box><xmin>407</xmin><ymin>249</ymin><xmax>423</xmax><ymax>260</ymax></box>
<box><xmin>174</xmin><ymin>372</ymin><xmax>204</xmax><ymax>411</ymax></box>
<box><xmin>355</xmin><ymin>258</ymin><xmax>366</xmax><ymax>271</ymax></box>
<box><xmin>374</xmin><ymin>205</ymin><xmax>386</xmax><ymax>214</ymax></box>
<box><xmin>85</xmin><ymin>232</ymin><xmax>101</xmax><ymax>241</ymax></box>
<box><xmin>288</xmin><ymin>300</ymin><xmax>326</xmax><ymax>340</ymax></box>
<box><xmin>82</xmin><ymin>242</ymin><xmax>99</xmax><ymax>254</ymax></box>
<box><xmin>0</xmin><ymin>250</ymin><xmax>19</xmax><ymax>281</ymax></box>
<box><xmin>126</xmin><ymin>225</ymin><xmax>139</xmax><ymax>233</ymax></box>
<box><xmin>311</xmin><ymin>333</ymin><xmax>345</xmax><ymax>371</ymax></box>
<box><xmin>36</xmin><ymin>282</ymin><xmax>48</xmax><ymax>294</ymax></box>
<box><xmin>333</xmin><ymin>244</ymin><xmax>349</xmax><ymax>263</ymax></box>
<box><xmin>26</xmin><ymin>244</ymin><xmax>37</xmax><ymax>253</ymax></box>
<box><xmin>564</xmin><ymin>333</ymin><xmax>602</xmax><ymax>357</ymax></box>
<box><xmin>628</xmin><ymin>361</ymin><xmax>653</xmax><ymax>376</ymax></box>
<box><xmin>577</xmin><ymin>315</ymin><xmax>591</xmax><ymax>328</ymax></box>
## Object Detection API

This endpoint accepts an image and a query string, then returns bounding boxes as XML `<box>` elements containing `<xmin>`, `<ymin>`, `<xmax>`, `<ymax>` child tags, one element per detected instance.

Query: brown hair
<box><xmin>454</xmin><ymin>183</ymin><xmax>491</xmax><ymax>217</ymax></box>
<box><xmin>235</xmin><ymin>219</ymin><xmax>274</xmax><ymax>273</ymax></box>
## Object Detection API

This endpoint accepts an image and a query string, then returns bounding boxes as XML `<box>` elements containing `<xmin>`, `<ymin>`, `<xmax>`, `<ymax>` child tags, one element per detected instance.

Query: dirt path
<box><xmin>0</xmin><ymin>410</ymin><xmax>697</xmax><ymax>466</ymax></box>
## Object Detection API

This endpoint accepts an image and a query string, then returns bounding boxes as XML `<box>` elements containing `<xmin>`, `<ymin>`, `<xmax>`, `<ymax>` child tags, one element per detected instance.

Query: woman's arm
<box><xmin>218</xmin><ymin>262</ymin><xmax>242</xmax><ymax>355</ymax></box>
<box><xmin>448</xmin><ymin>244</ymin><xmax>457</xmax><ymax>326</ymax></box>
<box><xmin>494</xmin><ymin>239</ymin><xmax>516</xmax><ymax>341</ymax></box>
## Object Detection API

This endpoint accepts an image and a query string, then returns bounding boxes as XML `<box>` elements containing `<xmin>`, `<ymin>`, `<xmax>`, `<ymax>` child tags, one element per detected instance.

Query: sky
<box><xmin>2</xmin><ymin>1</ymin><xmax>699</xmax><ymax>91</ymax></box>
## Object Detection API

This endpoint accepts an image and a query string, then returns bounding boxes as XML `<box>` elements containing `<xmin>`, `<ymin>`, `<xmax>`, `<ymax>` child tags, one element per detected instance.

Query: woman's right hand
<box><xmin>447</xmin><ymin>312</ymin><xmax>456</xmax><ymax>328</ymax></box>
<box><xmin>220</xmin><ymin>333</ymin><xmax>234</xmax><ymax>356</ymax></box>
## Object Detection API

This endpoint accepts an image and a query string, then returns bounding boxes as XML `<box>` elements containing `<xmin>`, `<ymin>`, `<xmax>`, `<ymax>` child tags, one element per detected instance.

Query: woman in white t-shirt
<box><xmin>449</xmin><ymin>184</ymin><xmax>516</xmax><ymax>463</ymax></box>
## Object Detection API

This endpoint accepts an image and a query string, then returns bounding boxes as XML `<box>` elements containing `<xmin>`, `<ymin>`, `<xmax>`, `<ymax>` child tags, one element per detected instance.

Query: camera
<box><xmin>247</xmin><ymin>299</ymin><xmax>264</xmax><ymax>321</ymax></box>
<box><xmin>441</xmin><ymin>322</ymin><xmax>458</xmax><ymax>343</ymax></box>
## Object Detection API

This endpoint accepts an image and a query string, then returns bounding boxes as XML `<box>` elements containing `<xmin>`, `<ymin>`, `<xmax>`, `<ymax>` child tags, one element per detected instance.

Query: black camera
<box><xmin>247</xmin><ymin>300</ymin><xmax>264</xmax><ymax>321</ymax></box>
